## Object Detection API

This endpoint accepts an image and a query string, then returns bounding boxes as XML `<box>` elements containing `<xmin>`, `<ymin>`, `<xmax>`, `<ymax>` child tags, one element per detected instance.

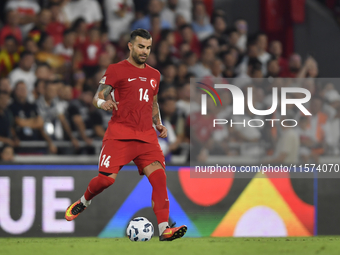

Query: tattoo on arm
<box><xmin>98</xmin><ymin>84</ymin><xmax>112</xmax><ymax>99</ymax></box>
<box><xmin>152</xmin><ymin>96</ymin><xmax>161</xmax><ymax>125</ymax></box>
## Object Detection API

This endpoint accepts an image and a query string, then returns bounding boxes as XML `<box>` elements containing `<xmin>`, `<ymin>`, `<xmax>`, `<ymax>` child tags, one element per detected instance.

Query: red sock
<box><xmin>84</xmin><ymin>174</ymin><xmax>115</xmax><ymax>201</ymax></box>
<box><xmin>148</xmin><ymin>169</ymin><xmax>169</xmax><ymax>224</ymax></box>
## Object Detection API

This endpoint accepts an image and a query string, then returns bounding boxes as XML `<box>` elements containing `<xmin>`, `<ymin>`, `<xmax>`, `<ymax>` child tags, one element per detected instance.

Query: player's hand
<box><xmin>156</xmin><ymin>124</ymin><xmax>167</xmax><ymax>138</ymax></box>
<box><xmin>101</xmin><ymin>100</ymin><xmax>119</xmax><ymax>111</ymax></box>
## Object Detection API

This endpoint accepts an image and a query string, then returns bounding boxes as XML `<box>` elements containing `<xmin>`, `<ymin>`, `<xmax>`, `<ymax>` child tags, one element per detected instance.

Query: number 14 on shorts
<box><xmin>101</xmin><ymin>155</ymin><xmax>111</xmax><ymax>168</ymax></box>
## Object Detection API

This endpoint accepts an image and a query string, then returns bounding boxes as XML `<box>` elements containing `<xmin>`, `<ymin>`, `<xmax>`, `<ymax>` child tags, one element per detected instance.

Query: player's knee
<box><xmin>98</xmin><ymin>173</ymin><xmax>115</xmax><ymax>186</ymax></box>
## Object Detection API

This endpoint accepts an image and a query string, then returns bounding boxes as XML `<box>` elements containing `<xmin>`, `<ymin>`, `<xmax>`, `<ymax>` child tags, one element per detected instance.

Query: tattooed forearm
<box><xmin>152</xmin><ymin>96</ymin><xmax>162</xmax><ymax>125</ymax></box>
<box><xmin>93</xmin><ymin>84</ymin><xmax>112</xmax><ymax>108</ymax></box>
<box><xmin>99</xmin><ymin>84</ymin><xmax>112</xmax><ymax>98</ymax></box>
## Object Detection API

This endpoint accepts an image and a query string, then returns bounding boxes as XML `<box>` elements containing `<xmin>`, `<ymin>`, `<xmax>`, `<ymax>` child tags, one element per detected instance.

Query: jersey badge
<box><xmin>99</xmin><ymin>76</ymin><xmax>106</xmax><ymax>84</ymax></box>
<box><xmin>150</xmin><ymin>79</ymin><xmax>157</xmax><ymax>90</ymax></box>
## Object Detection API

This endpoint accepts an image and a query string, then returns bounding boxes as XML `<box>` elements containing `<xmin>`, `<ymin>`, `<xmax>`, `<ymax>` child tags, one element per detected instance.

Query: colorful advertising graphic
<box><xmin>1</xmin><ymin>165</ymin><xmax>338</xmax><ymax>237</ymax></box>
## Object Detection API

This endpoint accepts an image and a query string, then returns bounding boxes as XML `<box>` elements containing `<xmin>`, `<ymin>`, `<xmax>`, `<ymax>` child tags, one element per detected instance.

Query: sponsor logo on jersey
<box><xmin>99</xmin><ymin>76</ymin><xmax>106</xmax><ymax>84</ymax></box>
<box><xmin>139</xmin><ymin>77</ymin><xmax>147</xmax><ymax>81</ymax></box>
<box><xmin>150</xmin><ymin>79</ymin><xmax>157</xmax><ymax>90</ymax></box>
<box><xmin>128</xmin><ymin>78</ymin><xmax>137</xmax><ymax>82</ymax></box>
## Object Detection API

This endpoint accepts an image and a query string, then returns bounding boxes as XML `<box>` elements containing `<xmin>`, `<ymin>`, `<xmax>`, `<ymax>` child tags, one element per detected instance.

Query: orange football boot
<box><xmin>159</xmin><ymin>223</ymin><xmax>187</xmax><ymax>241</ymax></box>
<box><xmin>65</xmin><ymin>200</ymin><xmax>86</xmax><ymax>221</ymax></box>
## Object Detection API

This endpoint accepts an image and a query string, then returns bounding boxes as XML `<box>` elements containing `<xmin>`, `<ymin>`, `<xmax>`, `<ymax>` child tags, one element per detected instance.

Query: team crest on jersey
<box><xmin>99</xmin><ymin>76</ymin><xmax>107</xmax><ymax>84</ymax></box>
<box><xmin>150</xmin><ymin>79</ymin><xmax>157</xmax><ymax>90</ymax></box>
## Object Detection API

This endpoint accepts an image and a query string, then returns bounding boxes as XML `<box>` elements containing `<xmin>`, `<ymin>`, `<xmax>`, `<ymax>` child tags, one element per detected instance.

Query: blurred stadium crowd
<box><xmin>0</xmin><ymin>0</ymin><xmax>338</xmax><ymax>165</ymax></box>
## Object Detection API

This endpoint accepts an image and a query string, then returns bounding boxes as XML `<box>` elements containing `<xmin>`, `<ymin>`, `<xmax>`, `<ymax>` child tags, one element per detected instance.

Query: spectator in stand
<box><xmin>24</xmin><ymin>37</ymin><xmax>39</xmax><ymax>54</ymax></box>
<box><xmin>160</xmin><ymin>62</ymin><xmax>177</xmax><ymax>92</ymax></box>
<box><xmin>104</xmin><ymin>0</ymin><xmax>135</xmax><ymax>42</ymax></box>
<box><xmin>0</xmin><ymin>78</ymin><xmax>12</xmax><ymax>95</ymax></box>
<box><xmin>176</xmin><ymin>82</ymin><xmax>190</xmax><ymax>117</ymax></box>
<box><xmin>204</xmin><ymin>35</ymin><xmax>221</xmax><ymax>55</ymax></box>
<box><xmin>235</xmin><ymin>19</ymin><xmax>248</xmax><ymax>53</ymax></box>
<box><xmin>93</xmin><ymin>52</ymin><xmax>112</xmax><ymax>89</ymax></box>
<box><xmin>72</xmin><ymin>18</ymin><xmax>88</xmax><ymax>48</ymax></box>
<box><xmin>0</xmin><ymin>36</ymin><xmax>20</xmax><ymax>78</ymax></box>
<box><xmin>161</xmin><ymin>0</ymin><xmax>191</xmax><ymax>29</ymax></box>
<box><xmin>0</xmin><ymin>9</ymin><xmax>22</xmax><ymax>47</ymax></box>
<box><xmin>9</xmin><ymin>81</ymin><xmax>57</xmax><ymax>153</ymax></box>
<box><xmin>36</xmin><ymin>34</ymin><xmax>64</xmax><ymax>72</ymax></box>
<box><xmin>28</xmin><ymin>8</ymin><xmax>52</xmax><ymax>43</ymax></box>
<box><xmin>72</xmin><ymin>69</ymin><xmax>86</xmax><ymax>99</ymax></box>
<box><xmin>63</xmin><ymin>0</ymin><xmax>103</xmax><ymax>28</ymax></box>
<box><xmin>131</xmin><ymin>0</ymin><xmax>171</xmax><ymax>31</ymax></box>
<box><xmin>46</xmin><ymin>2</ymin><xmax>66</xmax><ymax>46</ymax></box>
<box><xmin>67</xmin><ymin>86</ymin><xmax>104</xmax><ymax>151</ymax></box>
<box><xmin>35</xmin><ymin>62</ymin><xmax>53</xmax><ymax>81</ymax></box>
<box><xmin>36</xmin><ymin>80</ymin><xmax>79</xmax><ymax>148</ymax></box>
<box><xmin>183</xmin><ymin>51</ymin><xmax>198</xmax><ymax>75</ymax></box>
<box><xmin>0</xmin><ymin>92</ymin><xmax>19</xmax><ymax>148</ymax></box>
<box><xmin>227</xmin><ymin>28</ymin><xmax>240</xmax><ymax>50</ymax></box>
<box><xmin>0</xmin><ymin>145</ymin><xmax>14</xmax><ymax>162</ymax></box>
<box><xmin>297</xmin><ymin>56</ymin><xmax>319</xmax><ymax>78</ymax></box>
<box><xmin>212</xmin><ymin>14</ymin><xmax>227</xmax><ymax>42</ymax></box>
<box><xmin>221</xmin><ymin>50</ymin><xmax>237</xmax><ymax>78</ymax></box>
<box><xmin>176</xmin><ymin>24</ymin><xmax>201</xmax><ymax>58</ymax></box>
<box><xmin>236</xmin><ymin>41</ymin><xmax>259</xmax><ymax>76</ymax></box>
<box><xmin>79</xmin><ymin>27</ymin><xmax>102</xmax><ymax>78</ymax></box>
<box><xmin>256</xmin><ymin>32</ymin><xmax>271</xmax><ymax>76</ymax></box>
<box><xmin>269</xmin><ymin>40</ymin><xmax>288</xmax><ymax>76</ymax></box>
<box><xmin>266</xmin><ymin>58</ymin><xmax>280</xmax><ymax>78</ymax></box>
<box><xmin>155</xmin><ymin>40</ymin><xmax>172</xmax><ymax>70</ymax></box>
<box><xmin>54</xmin><ymin>29</ymin><xmax>76</xmax><ymax>63</ymax></box>
<box><xmin>286</xmin><ymin>53</ymin><xmax>302</xmax><ymax>78</ymax></box>
<box><xmin>159</xmin><ymin>94</ymin><xmax>186</xmax><ymax>160</ymax></box>
<box><xmin>175</xmin><ymin>62</ymin><xmax>188</xmax><ymax>84</ymax></box>
<box><xmin>234</xmin><ymin>58</ymin><xmax>263</xmax><ymax>87</ymax></box>
<box><xmin>32</xmin><ymin>79</ymin><xmax>46</xmax><ymax>101</ymax></box>
<box><xmin>160</xmin><ymin>29</ymin><xmax>179</xmax><ymax>59</ymax></box>
<box><xmin>150</xmin><ymin>14</ymin><xmax>163</xmax><ymax>43</ymax></box>
<box><xmin>208</xmin><ymin>58</ymin><xmax>224</xmax><ymax>78</ymax></box>
<box><xmin>192</xmin><ymin>1</ymin><xmax>214</xmax><ymax>41</ymax></box>
<box><xmin>9</xmin><ymin>51</ymin><xmax>36</xmax><ymax>102</ymax></box>
<box><xmin>189</xmin><ymin>46</ymin><xmax>214</xmax><ymax>78</ymax></box>
<box><xmin>5</xmin><ymin>0</ymin><xmax>41</xmax><ymax>37</ymax></box>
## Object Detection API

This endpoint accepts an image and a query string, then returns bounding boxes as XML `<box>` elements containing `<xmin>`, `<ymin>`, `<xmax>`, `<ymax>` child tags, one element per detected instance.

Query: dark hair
<box><xmin>130</xmin><ymin>29</ymin><xmax>152</xmax><ymax>42</ymax></box>
<box><xmin>4</xmin><ymin>35</ymin><xmax>18</xmax><ymax>44</ymax></box>
<box><xmin>72</xmin><ymin>17</ymin><xmax>86</xmax><ymax>31</ymax></box>
<box><xmin>20</xmin><ymin>50</ymin><xmax>34</xmax><ymax>59</ymax></box>
<box><xmin>63</xmin><ymin>28</ymin><xmax>74</xmax><ymax>36</ymax></box>
<box><xmin>14</xmin><ymin>80</ymin><xmax>26</xmax><ymax>89</ymax></box>
<box><xmin>36</xmin><ymin>61</ymin><xmax>52</xmax><ymax>70</ymax></box>
<box><xmin>248</xmin><ymin>57</ymin><xmax>262</xmax><ymax>71</ymax></box>
<box><xmin>34</xmin><ymin>79</ymin><xmax>46</xmax><ymax>88</ymax></box>
<box><xmin>179</xmin><ymin>24</ymin><xmax>192</xmax><ymax>31</ymax></box>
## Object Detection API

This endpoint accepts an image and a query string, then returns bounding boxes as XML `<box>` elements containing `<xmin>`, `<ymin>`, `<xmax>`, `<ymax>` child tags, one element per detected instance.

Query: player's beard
<box><xmin>132</xmin><ymin>50</ymin><xmax>148</xmax><ymax>65</ymax></box>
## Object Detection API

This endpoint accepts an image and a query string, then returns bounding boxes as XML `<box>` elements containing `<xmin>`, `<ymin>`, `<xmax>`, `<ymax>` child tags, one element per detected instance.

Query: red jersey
<box><xmin>101</xmin><ymin>60</ymin><xmax>161</xmax><ymax>143</ymax></box>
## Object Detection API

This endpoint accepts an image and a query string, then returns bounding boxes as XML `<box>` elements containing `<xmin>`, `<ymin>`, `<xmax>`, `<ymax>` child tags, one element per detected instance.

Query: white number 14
<box><xmin>139</xmin><ymin>88</ymin><xmax>149</xmax><ymax>102</ymax></box>
<box><xmin>101</xmin><ymin>154</ymin><xmax>111</xmax><ymax>168</ymax></box>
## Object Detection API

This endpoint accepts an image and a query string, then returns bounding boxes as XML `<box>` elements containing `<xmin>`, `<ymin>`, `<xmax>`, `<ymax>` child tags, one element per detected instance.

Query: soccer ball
<box><xmin>126</xmin><ymin>217</ymin><xmax>154</xmax><ymax>241</ymax></box>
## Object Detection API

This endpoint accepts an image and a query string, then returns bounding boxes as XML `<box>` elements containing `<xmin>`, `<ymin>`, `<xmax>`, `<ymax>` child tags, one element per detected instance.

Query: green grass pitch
<box><xmin>1</xmin><ymin>237</ymin><xmax>339</xmax><ymax>255</ymax></box>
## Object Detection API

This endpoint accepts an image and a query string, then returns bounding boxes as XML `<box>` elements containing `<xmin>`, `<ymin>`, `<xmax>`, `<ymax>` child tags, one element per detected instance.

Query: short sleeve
<box><xmin>100</xmin><ymin>65</ymin><xmax>118</xmax><ymax>88</ymax></box>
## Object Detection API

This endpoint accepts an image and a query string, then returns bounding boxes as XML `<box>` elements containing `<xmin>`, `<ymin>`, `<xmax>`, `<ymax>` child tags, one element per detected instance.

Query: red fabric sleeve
<box><xmin>100</xmin><ymin>65</ymin><xmax>118</xmax><ymax>88</ymax></box>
